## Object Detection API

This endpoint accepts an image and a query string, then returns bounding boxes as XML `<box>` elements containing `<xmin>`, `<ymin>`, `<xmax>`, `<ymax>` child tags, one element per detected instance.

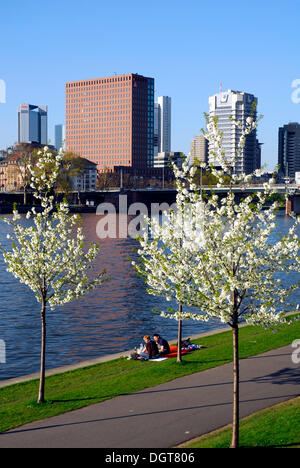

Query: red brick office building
<box><xmin>65</xmin><ymin>73</ymin><xmax>155</xmax><ymax>172</ymax></box>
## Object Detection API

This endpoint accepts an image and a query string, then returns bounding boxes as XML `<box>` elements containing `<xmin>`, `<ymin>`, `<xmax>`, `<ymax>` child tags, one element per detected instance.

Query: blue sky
<box><xmin>0</xmin><ymin>0</ymin><xmax>299</xmax><ymax>169</ymax></box>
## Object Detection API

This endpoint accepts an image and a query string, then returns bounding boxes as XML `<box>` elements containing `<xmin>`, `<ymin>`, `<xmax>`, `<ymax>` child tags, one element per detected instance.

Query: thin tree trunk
<box><xmin>38</xmin><ymin>299</ymin><xmax>46</xmax><ymax>404</ymax></box>
<box><xmin>230</xmin><ymin>323</ymin><xmax>239</xmax><ymax>448</ymax></box>
<box><xmin>177</xmin><ymin>304</ymin><xmax>182</xmax><ymax>363</ymax></box>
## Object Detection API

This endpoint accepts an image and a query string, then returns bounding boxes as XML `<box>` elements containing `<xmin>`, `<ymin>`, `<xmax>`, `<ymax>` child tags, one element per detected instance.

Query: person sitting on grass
<box><xmin>153</xmin><ymin>333</ymin><xmax>170</xmax><ymax>356</ymax></box>
<box><xmin>139</xmin><ymin>335</ymin><xmax>159</xmax><ymax>361</ymax></box>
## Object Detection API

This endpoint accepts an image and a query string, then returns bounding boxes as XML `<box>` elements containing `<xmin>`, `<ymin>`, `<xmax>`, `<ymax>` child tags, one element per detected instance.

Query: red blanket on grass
<box><xmin>164</xmin><ymin>345</ymin><xmax>192</xmax><ymax>358</ymax></box>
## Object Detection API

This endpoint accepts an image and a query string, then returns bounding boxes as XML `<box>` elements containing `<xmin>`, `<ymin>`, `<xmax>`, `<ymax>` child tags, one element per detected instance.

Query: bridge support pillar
<box><xmin>286</xmin><ymin>198</ymin><xmax>292</xmax><ymax>215</ymax></box>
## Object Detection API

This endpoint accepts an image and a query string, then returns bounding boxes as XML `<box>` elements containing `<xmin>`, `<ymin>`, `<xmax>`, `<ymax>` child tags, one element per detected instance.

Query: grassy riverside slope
<box><xmin>0</xmin><ymin>315</ymin><xmax>299</xmax><ymax>433</ymax></box>
<box><xmin>181</xmin><ymin>396</ymin><xmax>300</xmax><ymax>448</ymax></box>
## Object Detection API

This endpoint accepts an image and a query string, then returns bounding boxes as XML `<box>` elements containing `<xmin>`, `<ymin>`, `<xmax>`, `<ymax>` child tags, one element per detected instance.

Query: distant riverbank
<box><xmin>0</xmin><ymin>203</ymin><xmax>97</xmax><ymax>214</ymax></box>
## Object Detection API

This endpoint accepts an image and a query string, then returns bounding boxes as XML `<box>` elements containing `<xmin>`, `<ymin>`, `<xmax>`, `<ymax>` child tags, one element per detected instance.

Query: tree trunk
<box><xmin>230</xmin><ymin>324</ymin><xmax>239</xmax><ymax>448</ymax></box>
<box><xmin>177</xmin><ymin>304</ymin><xmax>182</xmax><ymax>363</ymax></box>
<box><xmin>38</xmin><ymin>300</ymin><xmax>46</xmax><ymax>404</ymax></box>
<box><xmin>23</xmin><ymin>185</ymin><xmax>27</xmax><ymax>205</ymax></box>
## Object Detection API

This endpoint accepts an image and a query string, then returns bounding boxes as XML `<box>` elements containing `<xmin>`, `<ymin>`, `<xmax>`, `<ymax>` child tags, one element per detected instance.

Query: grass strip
<box><xmin>182</xmin><ymin>396</ymin><xmax>300</xmax><ymax>448</ymax></box>
<box><xmin>0</xmin><ymin>315</ymin><xmax>299</xmax><ymax>433</ymax></box>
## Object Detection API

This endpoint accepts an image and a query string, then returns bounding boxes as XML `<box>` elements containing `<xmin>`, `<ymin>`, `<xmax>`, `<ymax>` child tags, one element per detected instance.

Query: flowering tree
<box><xmin>135</xmin><ymin>114</ymin><xmax>300</xmax><ymax>448</ymax></box>
<box><xmin>0</xmin><ymin>147</ymin><xmax>106</xmax><ymax>403</ymax></box>
<box><xmin>14</xmin><ymin>142</ymin><xmax>41</xmax><ymax>205</ymax></box>
<box><xmin>185</xmin><ymin>114</ymin><xmax>300</xmax><ymax>447</ymax></box>
<box><xmin>132</xmin><ymin>162</ymin><xmax>202</xmax><ymax>362</ymax></box>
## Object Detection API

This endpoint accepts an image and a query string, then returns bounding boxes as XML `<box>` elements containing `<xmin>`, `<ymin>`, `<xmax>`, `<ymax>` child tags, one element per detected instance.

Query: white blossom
<box><xmin>133</xmin><ymin>112</ymin><xmax>300</xmax><ymax>445</ymax></box>
<box><xmin>0</xmin><ymin>146</ymin><xmax>106</xmax><ymax>403</ymax></box>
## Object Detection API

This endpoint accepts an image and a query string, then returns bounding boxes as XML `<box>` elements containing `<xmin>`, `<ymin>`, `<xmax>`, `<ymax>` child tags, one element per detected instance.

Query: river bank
<box><xmin>0</xmin><ymin>203</ymin><xmax>96</xmax><ymax>214</ymax></box>
<box><xmin>0</xmin><ymin>323</ymin><xmax>230</xmax><ymax>389</ymax></box>
<box><xmin>0</xmin><ymin>314</ymin><xmax>299</xmax><ymax>436</ymax></box>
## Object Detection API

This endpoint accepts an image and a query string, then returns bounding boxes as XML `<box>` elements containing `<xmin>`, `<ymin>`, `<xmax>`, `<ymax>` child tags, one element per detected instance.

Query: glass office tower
<box><xmin>18</xmin><ymin>104</ymin><xmax>48</xmax><ymax>145</ymax></box>
<box><xmin>158</xmin><ymin>96</ymin><xmax>171</xmax><ymax>153</ymax></box>
<box><xmin>55</xmin><ymin>124</ymin><xmax>65</xmax><ymax>151</ymax></box>
<box><xmin>154</xmin><ymin>96</ymin><xmax>171</xmax><ymax>156</ymax></box>
<box><xmin>278</xmin><ymin>122</ymin><xmax>300</xmax><ymax>180</ymax></box>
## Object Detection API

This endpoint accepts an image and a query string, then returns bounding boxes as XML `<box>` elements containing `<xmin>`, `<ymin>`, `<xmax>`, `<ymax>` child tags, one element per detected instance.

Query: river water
<box><xmin>0</xmin><ymin>211</ymin><xmax>299</xmax><ymax>381</ymax></box>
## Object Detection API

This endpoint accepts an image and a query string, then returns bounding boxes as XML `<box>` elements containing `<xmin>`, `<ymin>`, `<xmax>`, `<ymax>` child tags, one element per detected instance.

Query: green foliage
<box><xmin>191</xmin><ymin>164</ymin><xmax>231</xmax><ymax>186</ymax></box>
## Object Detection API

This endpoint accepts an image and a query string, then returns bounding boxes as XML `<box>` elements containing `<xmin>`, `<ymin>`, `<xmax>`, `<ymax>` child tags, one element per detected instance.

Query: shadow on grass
<box><xmin>267</xmin><ymin>442</ymin><xmax>300</xmax><ymax>448</ymax></box>
<box><xmin>241</xmin><ymin>442</ymin><xmax>300</xmax><ymax>448</ymax></box>
<box><xmin>50</xmin><ymin>397</ymin><xmax>102</xmax><ymax>404</ymax></box>
<box><xmin>173</xmin><ymin>358</ymin><xmax>231</xmax><ymax>367</ymax></box>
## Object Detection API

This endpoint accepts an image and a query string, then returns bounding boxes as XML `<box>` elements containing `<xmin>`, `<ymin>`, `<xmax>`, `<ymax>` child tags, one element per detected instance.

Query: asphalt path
<box><xmin>0</xmin><ymin>344</ymin><xmax>299</xmax><ymax>448</ymax></box>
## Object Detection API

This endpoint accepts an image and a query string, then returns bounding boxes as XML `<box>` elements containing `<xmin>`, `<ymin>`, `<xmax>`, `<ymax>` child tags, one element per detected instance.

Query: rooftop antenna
<box><xmin>220</xmin><ymin>81</ymin><xmax>222</xmax><ymax>97</ymax></box>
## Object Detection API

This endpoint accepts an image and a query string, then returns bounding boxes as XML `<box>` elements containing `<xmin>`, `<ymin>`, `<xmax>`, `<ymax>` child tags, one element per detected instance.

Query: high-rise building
<box><xmin>278</xmin><ymin>123</ymin><xmax>300</xmax><ymax>180</ymax></box>
<box><xmin>65</xmin><ymin>73</ymin><xmax>155</xmax><ymax>171</ymax></box>
<box><xmin>255</xmin><ymin>139</ymin><xmax>263</xmax><ymax>171</ymax></box>
<box><xmin>154</xmin><ymin>102</ymin><xmax>161</xmax><ymax>156</ymax></box>
<box><xmin>158</xmin><ymin>96</ymin><xmax>171</xmax><ymax>153</ymax></box>
<box><xmin>208</xmin><ymin>90</ymin><xmax>258</xmax><ymax>175</ymax></box>
<box><xmin>190</xmin><ymin>135</ymin><xmax>208</xmax><ymax>165</ymax></box>
<box><xmin>55</xmin><ymin>124</ymin><xmax>65</xmax><ymax>151</ymax></box>
<box><xmin>18</xmin><ymin>104</ymin><xmax>48</xmax><ymax>145</ymax></box>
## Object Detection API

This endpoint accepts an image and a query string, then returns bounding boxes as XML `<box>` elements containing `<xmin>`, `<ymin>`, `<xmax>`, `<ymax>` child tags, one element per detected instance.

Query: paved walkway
<box><xmin>0</xmin><ymin>344</ymin><xmax>299</xmax><ymax>448</ymax></box>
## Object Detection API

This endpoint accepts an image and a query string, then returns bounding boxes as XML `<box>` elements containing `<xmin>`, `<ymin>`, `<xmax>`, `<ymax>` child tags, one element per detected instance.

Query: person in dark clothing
<box><xmin>139</xmin><ymin>335</ymin><xmax>159</xmax><ymax>360</ymax></box>
<box><xmin>153</xmin><ymin>333</ymin><xmax>170</xmax><ymax>356</ymax></box>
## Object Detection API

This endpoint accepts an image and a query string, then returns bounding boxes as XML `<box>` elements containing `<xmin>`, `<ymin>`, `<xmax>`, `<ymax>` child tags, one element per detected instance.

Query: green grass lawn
<box><xmin>183</xmin><ymin>396</ymin><xmax>300</xmax><ymax>448</ymax></box>
<box><xmin>0</xmin><ymin>315</ymin><xmax>299</xmax><ymax>434</ymax></box>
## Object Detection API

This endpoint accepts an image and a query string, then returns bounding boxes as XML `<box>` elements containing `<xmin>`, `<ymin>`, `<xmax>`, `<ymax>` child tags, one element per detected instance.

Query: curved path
<box><xmin>0</xmin><ymin>344</ymin><xmax>299</xmax><ymax>448</ymax></box>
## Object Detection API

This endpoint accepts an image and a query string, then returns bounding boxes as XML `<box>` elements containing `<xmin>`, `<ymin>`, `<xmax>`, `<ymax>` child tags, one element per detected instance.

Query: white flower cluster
<box><xmin>1</xmin><ymin>146</ymin><xmax>106</xmax><ymax>309</ymax></box>
<box><xmin>202</xmin><ymin>111</ymin><xmax>263</xmax><ymax>187</ymax></box>
<box><xmin>133</xmin><ymin>116</ymin><xmax>300</xmax><ymax>329</ymax></box>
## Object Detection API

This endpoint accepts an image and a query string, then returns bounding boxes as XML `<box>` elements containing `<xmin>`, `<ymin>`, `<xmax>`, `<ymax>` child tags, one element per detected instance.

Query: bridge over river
<box><xmin>90</xmin><ymin>184</ymin><xmax>300</xmax><ymax>215</ymax></box>
<box><xmin>1</xmin><ymin>184</ymin><xmax>300</xmax><ymax>214</ymax></box>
